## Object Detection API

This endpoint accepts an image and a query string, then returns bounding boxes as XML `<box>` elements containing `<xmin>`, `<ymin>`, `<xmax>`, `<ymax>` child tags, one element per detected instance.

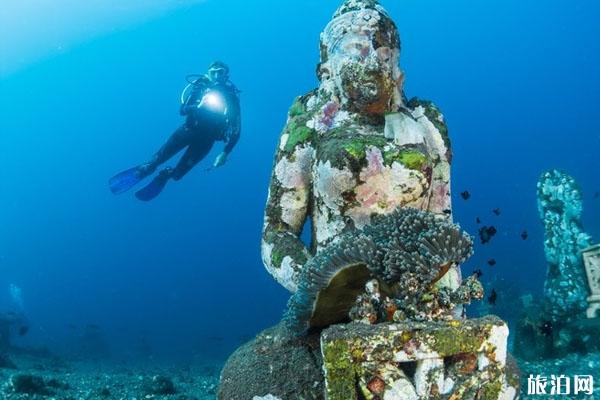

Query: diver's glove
<box><xmin>213</xmin><ymin>152</ymin><xmax>228</xmax><ymax>168</ymax></box>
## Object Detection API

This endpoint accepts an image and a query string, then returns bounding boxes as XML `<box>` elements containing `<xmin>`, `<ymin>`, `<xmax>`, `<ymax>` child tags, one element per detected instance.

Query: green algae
<box><xmin>281</xmin><ymin>95</ymin><xmax>318</xmax><ymax>153</ymax></box>
<box><xmin>271</xmin><ymin>249</ymin><xmax>285</xmax><ymax>269</ymax></box>
<box><xmin>477</xmin><ymin>378</ymin><xmax>503</xmax><ymax>400</ymax></box>
<box><xmin>386</xmin><ymin>150</ymin><xmax>428</xmax><ymax>170</ymax></box>
<box><xmin>283</xmin><ymin>119</ymin><xmax>314</xmax><ymax>153</ymax></box>
<box><xmin>322</xmin><ymin>339</ymin><xmax>358</xmax><ymax>399</ymax></box>
<box><xmin>288</xmin><ymin>98</ymin><xmax>306</xmax><ymax>118</ymax></box>
<box><xmin>343</xmin><ymin>141</ymin><xmax>366</xmax><ymax>160</ymax></box>
<box><xmin>428</xmin><ymin>324</ymin><xmax>488</xmax><ymax>356</ymax></box>
<box><xmin>263</xmin><ymin>229</ymin><xmax>309</xmax><ymax>269</ymax></box>
<box><xmin>319</xmin><ymin>130</ymin><xmax>387</xmax><ymax>169</ymax></box>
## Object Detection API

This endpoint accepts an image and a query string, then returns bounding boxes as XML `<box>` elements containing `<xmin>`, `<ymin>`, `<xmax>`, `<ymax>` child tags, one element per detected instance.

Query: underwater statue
<box><xmin>109</xmin><ymin>61</ymin><xmax>241</xmax><ymax>201</ymax></box>
<box><xmin>261</xmin><ymin>0</ymin><xmax>454</xmax><ymax>294</ymax></box>
<box><xmin>514</xmin><ymin>170</ymin><xmax>599</xmax><ymax>360</ymax></box>
<box><xmin>220</xmin><ymin>2</ymin><xmax>519</xmax><ymax>399</ymax></box>
<box><xmin>537</xmin><ymin>169</ymin><xmax>593</xmax><ymax>322</ymax></box>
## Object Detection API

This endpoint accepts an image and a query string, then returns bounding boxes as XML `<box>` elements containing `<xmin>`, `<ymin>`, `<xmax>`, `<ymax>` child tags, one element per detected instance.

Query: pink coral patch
<box><xmin>362</xmin><ymin>147</ymin><xmax>385</xmax><ymax>177</ymax></box>
<box><xmin>320</xmin><ymin>101</ymin><xmax>339</xmax><ymax>128</ymax></box>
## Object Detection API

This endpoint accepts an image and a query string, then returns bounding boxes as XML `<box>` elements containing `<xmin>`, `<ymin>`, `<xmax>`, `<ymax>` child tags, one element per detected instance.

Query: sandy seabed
<box><xmin>0</xmin><ymin>351</ymin><xmax>220</xmax><ymax>400</ymax></box>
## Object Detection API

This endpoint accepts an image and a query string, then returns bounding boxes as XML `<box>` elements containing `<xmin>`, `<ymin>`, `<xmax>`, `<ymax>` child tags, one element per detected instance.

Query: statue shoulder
<box><xmin>406</xmin><ymin>97</ymin><xmax>451</xmax><ymax>162</ymax></box>
<box><xmin>406</xmin><ymin>98</ymin><xmax>447</xmax><ymax>128</ymax></box>
<box><xmin>278</xmin><ymin>90</ymin><xmax>319</xmax><ymax>154</ymax></box>
<box><xmin>287</xmin><ymin>89</ymin><xmax>319</xmax><ymax>118</ymax></box>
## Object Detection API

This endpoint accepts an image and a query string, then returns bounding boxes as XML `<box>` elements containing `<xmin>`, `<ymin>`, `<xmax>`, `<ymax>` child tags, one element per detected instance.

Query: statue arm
<box><xmin>420</xmin><ymin>101</ymin><xmax>461</xmax><ymax>307</ymax></box>
<box><xmin>429</xmin><ymin>150</ymin><xmax>452</xmax><ymax>218</ymax></box>
<box><xmin>261</xmin><ymin>96</ymin><xmax>316</xmax><ymax>293</ymax></box>
<box><xmin>418</xmin><ymin>101</ymin><xmax>453</xmax><ymax>219</ymax></box>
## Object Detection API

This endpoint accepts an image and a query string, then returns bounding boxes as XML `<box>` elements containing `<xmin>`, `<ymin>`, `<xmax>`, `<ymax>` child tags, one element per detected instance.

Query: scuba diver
<box><xmin>109</xmin><ymin>61</ymin><xmax>241</xmax><ymax>201</ymax></box>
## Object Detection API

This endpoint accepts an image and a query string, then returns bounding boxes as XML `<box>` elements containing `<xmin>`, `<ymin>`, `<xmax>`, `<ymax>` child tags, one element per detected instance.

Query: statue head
<box><xmin>319</xmin><ymin>0</ymin><xmax>404</xmax><ymax>115</ymax></box>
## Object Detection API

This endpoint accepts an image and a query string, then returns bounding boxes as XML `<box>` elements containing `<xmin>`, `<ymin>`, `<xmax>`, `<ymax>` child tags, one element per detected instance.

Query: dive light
<box><xmin>198</xmin><ymin>91</ymin><xmax>227</xmax><ymax>114</ymax></box>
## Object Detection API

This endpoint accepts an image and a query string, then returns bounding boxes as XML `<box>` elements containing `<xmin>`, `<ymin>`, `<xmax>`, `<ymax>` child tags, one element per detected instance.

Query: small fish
<box><xmin>476</xmin><ymin>217</ymin><xmax>481</xmax><ymax>224</ymax></box>
<box><xmin>492</xmin><ymin>208</ymin><xmax>501</xmax><ymax>216</ymax></box>
<box><xmin>594</xmin><ymin>192</ymin><xmax>599</xmax><ymax>199</ymax></box>
<box><xmin>18</xmin><ymin>326</ymin><xmax>29</xmax><ymax>336</ymax></box>
<box><xmin>487</xmin><ymin>259</ymin><xmax>497</xmax><ymax>266</ymax></box>
<box><xmin>539</xmin><ymin>320</ymin><xmax>553</xmax><ymax>336</ymax></box>
<box><xmin>460</xmin><ymin>191</ymin><xmax>471</xmax><ymax>200</ymax></box>
<box><xmin>487</xmin><ymin>289</ymin><xmax>498</xmax><ymax>305</ymax></box>
<box><xmin>443</xmin><ymin>209</ymin><xmax>452</xmax><ymax>216</ymax></box>
<box><xmin>521</xmin><ymin>230</ymin><xmax>528</xmax><ymax>240</ymax></box>
<box><xmin>472</xmin><ymin>269</ymin><xmax>483</xmax><ymax>278</ymax></box>
<box><xmin>478</xmin><ymin>226</ymin><xmax>497</xmax><ymax>244</ymax></box>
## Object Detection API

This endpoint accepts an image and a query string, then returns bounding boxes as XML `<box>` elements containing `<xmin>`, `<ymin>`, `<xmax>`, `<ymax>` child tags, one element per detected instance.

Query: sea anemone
<box><xmin>284</xmin><ymin>208</ymin><xmax>474</xmax><ymax>334</ymax></box>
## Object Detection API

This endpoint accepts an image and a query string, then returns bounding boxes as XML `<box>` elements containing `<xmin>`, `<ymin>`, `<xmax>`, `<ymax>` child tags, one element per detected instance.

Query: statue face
<box><xmin>321</xmin><ymin>10</ymin><xmax>403</xmax><ymax>114</ymax></box>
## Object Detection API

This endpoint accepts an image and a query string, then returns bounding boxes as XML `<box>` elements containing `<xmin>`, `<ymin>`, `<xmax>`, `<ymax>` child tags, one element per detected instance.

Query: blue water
<box><xmin>1</xmin><ymin>0</ymin><xmax>599</xmax><ymax>362</ymax></box>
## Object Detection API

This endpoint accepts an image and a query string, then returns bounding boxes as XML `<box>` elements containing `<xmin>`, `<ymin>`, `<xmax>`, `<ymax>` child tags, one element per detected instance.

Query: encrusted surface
<box><xmin>238</xmin><ymin>2</ymin><xmax>518</xmax><ymax>399</ymax></box>
<box><xmin>537</xmin><ymin>169</ymin><xmax>592</xmax><ymax>322</ymax></box>
<box><xmin>283</xmin><ymin>208</ymin><xmax>475</xmax><ymax>334</ymax></box>
<box><xmin>261</xmin><ymin>0</ymin><xmax>453</xmax><ymax>293</ymax></box>
<box><xmin>321</xmin><ymin>316</ymin><xmax>515</xmax><ymax>400</ymax></box>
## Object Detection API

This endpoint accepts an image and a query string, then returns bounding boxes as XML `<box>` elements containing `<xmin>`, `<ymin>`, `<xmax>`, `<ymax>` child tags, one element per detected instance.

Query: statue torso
<box><xmin>263</xmin><ymin>92</ymin><xmax>452</xmax><ymax>292</ymax></box>
<box><xmin>280</xmin><ymin>93</ymin><xmax>452</xmax><ymax>250</ymax></box>
<box><xmin>311</xmin><ymin>124</ymin><xmax>434</xmax><ymax>247</ymax></box>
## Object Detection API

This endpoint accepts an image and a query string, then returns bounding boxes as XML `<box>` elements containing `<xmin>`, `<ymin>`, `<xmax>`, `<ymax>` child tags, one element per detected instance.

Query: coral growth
<box><xmin>284</xmin><ymin>208</ymin><xmax>475</xmax><ymax>334</ymax></box>
<box><xmin>223</xmin><ymin>1</ymin><xmax>516</xmax><ymax>399</ymax></box>
<box><xmin>537</xmin><ymin>169</ymin><xmax>592</xmax><ymax>321</ymax></box>
<box><xmin>320</xmin><ymin>316</ymin><xmax>518</xmax><ymax>400</ymax></box>
<box><xmin>261</xmin><ymin>0</ymin><xmax>453</xmax><ymax>293</ymax></box>
<box><xmin>514</xmin><ymin>171</ymin><xmax>598</xmax><ymax>362</ymax></box>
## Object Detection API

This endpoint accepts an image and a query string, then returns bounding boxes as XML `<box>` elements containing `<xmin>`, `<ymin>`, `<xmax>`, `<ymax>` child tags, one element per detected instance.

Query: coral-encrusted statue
<box><xmin>261</xmin><ymin>0</ymin><xmax>454</xmax><ymax>293</ymax></box>
<box><xmin>220</xmin><ymin>2</ymin><xmax>520</xmax><ymax>399</ymax></box>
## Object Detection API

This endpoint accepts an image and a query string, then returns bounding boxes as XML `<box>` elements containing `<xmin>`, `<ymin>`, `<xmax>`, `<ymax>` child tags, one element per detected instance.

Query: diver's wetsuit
<box><xmin>146</xmin><ymin>76</ymin><xmax>241</xmax><ymax>180</ymax></box>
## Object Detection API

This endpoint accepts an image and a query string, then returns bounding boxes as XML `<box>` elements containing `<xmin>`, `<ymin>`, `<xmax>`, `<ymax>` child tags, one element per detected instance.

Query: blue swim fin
<box><xmin>109</xmin><ymin>167</ymin><xmax>143</xmax><ymax>195</ymax></box>
<box><xmin>134</xmin><ymin>170</ymin><xmax>171</xmax><ymax>201</ymax></box>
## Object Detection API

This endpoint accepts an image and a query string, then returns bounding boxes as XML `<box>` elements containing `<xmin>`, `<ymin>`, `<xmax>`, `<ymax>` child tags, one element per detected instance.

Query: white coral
<box><xmin>261</xmin><ymin>241</ymin><xmax>274</xmax><ymax>272</ymax></box>
<box><xmin>314</xmin><ymin>160</ymin><xmax>355</xmax><ymax>210</ymax></box>
<box><xmin>384</xmin><ymin>376</ymin><xmax>418</xmax><ymax>400</ymax></box>
<box><xmin>314</xmin><ymin>206</ymin><xmax>346</xmax><ymax>246</ymax></box>
<box><xmin>274</xmin><ymin>145</ymin><xmax>314</xmax><ymax>189</ymax></box>
<box><xmin>276</xmin><ymin>256</ymin><xmax>299</xmax><ymax>293</ymax></box>
<box><xmin>253</xmin><ymin>395</ymin><xmax>282</xmax><ymax>400</ymax></box>
<box><xmin>411</xmin><ymin>105</ymin><xmax>448</xmax><ymax>161</ymax></box>
<box><xmin>261</xmin><ymin>243</ymin><xmax>299</xmax><ymax>292</ymax></box>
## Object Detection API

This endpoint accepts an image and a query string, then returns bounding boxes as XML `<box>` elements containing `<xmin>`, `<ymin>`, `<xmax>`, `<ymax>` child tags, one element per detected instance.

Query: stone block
<box><xmin>321</xmin><ymin>316</ymin><xmax>517</xmax><ymax>400</ymax></box>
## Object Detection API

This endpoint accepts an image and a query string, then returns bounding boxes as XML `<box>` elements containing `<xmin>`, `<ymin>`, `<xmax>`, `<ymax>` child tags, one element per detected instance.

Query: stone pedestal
<box><xmin>321</xmin><ymin>316</ymin><xmax>518</xmax><ymax>400</ymax></box>
<box><xmin>583</xmin><ymin>244</ymin><xmax>600</xmax><ymax>318</ymax></box>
